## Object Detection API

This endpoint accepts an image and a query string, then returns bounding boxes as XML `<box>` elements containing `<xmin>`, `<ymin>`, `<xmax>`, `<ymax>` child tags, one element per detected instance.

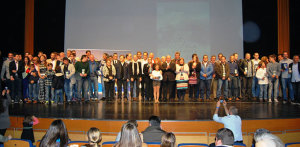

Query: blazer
<box><xmin>175</xmin><ymin>64</ymin><xmax>189</xmax><ymax>81</ymax></box>
<box><xmin>188</xmin><ymin>61</ymin><xmax>201</xmax><ymax>79</ymax></box>
<box><xmin>143</xmin><ymin>63</ymin><xmax>154</xmax><ymax>77</ymax></box>
<box><xmin>9</xmin><ymin>60</ymin><xmax>24</xmax><ymax>78</ymax></box>
<box><xmin>61</xmin><ymin>63</ymin><xmax>76</xmax><ymax>84</ymax></box>
<box><xmin>115</xmin><ymin>62</ymin><xmax>129</xmax><ymax>80</ymax></box>
<box><xmin>128</xmin><ymin>61</ymin><xmax>142</xmax><ymax>78</ymax></box>
<box><xmin>200</xmin><ymin>61</ymin><xmax>214</xmax><ymax>80</ymax></box>
<box><xmin>238</xmin><ymin>59</ymin><xmax>254</xmax><ymax>77</ymax></box>
<box><xmin>161</xmin><ymin>61</ymin><xmax>176</xmax><ymax>81</ymax></box>
<box><xmin>215</xmin><ymin>63</ymin><xmax>230</xmax><ymax>79</ymax></box>
<box><xmin>289</xmin><ymin>62</ymin><xmax>300</xmax><ymax>79</ymax></box>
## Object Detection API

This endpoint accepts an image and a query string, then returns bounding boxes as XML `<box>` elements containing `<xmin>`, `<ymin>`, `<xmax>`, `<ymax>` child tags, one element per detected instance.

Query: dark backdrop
<box><xmin>0</xmin><ymin>0</ymin><xmax>298</xmax><ymax>58</ymax></box>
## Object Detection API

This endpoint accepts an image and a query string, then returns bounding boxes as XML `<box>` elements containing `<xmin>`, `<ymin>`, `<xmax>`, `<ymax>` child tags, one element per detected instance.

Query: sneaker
<box><xmin>268</xmin><ymin>99</ymin><xmax>272</xmax><ymax>103</ymax></box>
<box><xmin>291</xmin><ymin>101</ymin><xmax>297</xmax><ymax>105</ymax></box>
<box><xmin>19</xmin><ymin>100</ymin><xmax>23</xmax><ymax>103</ymax></box>
<box><xmin>283</xmin><ymin>100</ymin><xmax>287</xmax><ymax>104</ymax></box>
<box><xmin>259</xmin><ymin>98</ymin><xmax>263</xmax><ymax>102</ymax></box>
<box><xmin>274</xmin><ymin>99</ymin><xmax>279</xmax><ymax>103</ymax></box>
<box><xmin>11</xmin><ymin>100</ymin><xmax>14</xmax><ymax>103</ymax></box>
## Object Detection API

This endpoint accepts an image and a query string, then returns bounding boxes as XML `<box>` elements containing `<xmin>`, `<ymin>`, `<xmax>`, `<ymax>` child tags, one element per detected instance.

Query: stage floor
<box><xmin>9</xmin><ymin>101</ymin><xmax>300</xmax><ymax>121</ymax></box>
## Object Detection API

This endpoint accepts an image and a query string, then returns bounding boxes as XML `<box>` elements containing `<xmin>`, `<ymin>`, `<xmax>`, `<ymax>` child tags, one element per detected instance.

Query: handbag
<box><xmin>188</xmin><ymin>71</ymin><xmax>197</xmax><ymax>85</ymax></box>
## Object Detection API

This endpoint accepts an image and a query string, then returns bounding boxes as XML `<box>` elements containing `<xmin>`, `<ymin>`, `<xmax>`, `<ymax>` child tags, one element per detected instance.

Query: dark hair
<box><xmin>127</xmin><ymin>120</ymin><xmax>138</xmax><ymax>128</ymax></box>
<box><xmin>86</xmin><ymin>50</ymin><xmax>91</xmax><ymax>54</ymax></box>
<box><xmin>216</xmin><ymin>128</ymin><xmax>234</xmax><ymax>146</ymax></box>
<box><xmin>24</xmin><ymin>56</ymin><xmax>31</xmax><ymax>66</ymax></box>
<box><xmin>23</xmin><ymin>114</ymin><xmax>33</xmax><ymax>124</ymax></box>
<box><xmin>87</xmin><ymin>127</ymin><xmax>102</xmax><ymax>147</ymax></box>
<box><xmin>40</xmin><ymin>120</ymin><xmax>69</xmax><ymax>147</ymax></box>
<box><xmin>149</xmin><ymin>115</ymin><xmax>161</xmax><ymax>126</ymax></box>
<box><xmin>161</xmin><ymin>132</ymin><xmax>176</xmax><ymax>147</ymax></box>
<box><xmin>81</xmin><ymin>55</ymin><xmax>87</xmax><ymax>60</ymax></box>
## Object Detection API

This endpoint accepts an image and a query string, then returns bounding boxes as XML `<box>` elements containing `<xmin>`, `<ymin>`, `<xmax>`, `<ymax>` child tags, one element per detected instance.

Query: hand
<box><xmin>84</xmin><ymin>74</ymin><xmax>87</xmax><ymax>77</ymax></box>
<box><xmin>139</xmin><ymin>77</ymin><xmax>142</xmax><ymax>81</ymax></box>
<box><xmin>12</xmin><ymin>70</ymin><xmax>16</xmax><ymax>73</ymax></box>
<box><xmin>109</xmin><ymin>76</ymin><xmax>113</xmax><ymax>80</ymax></box>
<box><xmin>262</xmin><ymin>77</ymin><xmax>265</xmax><ymax>80</ymax></box>
<box><xmin>228</xmin><ymin>78</ymin><xmax>230</xmax><ymax>81</ymax></box>
<box><xmin>272</xmin><ymin>75</ymin><xmax>275</xmax><ymax>78</ymax></box>
<box><xmin>276</xmin><ymin>75</ymin><xmax>279</xmax><ymax>79</ymax></box>
<box><xmin>115</xmin><ymin>79</ymin><xmax>118</xmax><ymax>82</ymax></box>
<box><xmin>222</xmin><ymin>100</ymin><xmax>227</xmax><ymax>106</ymax></box>
<box><xmin>7</xmin><ymin>135</ymin><xmax>12</xmax><ymax>140</ymax></box>
<box><xmin>213</xmin><ymin>74</ymin><xmax>216</xmax><ymax>78</ymax></box>
<box><xmin>80</xmin><ymin>73</ymin><xmax>83</xmax><ymax>77</ymax></box>
<box><xmin>131</xmin><ymin>78</ymin><xmax>134</xmax><ymax>82</ymax></box>
<box><xmin>222</xmin><ymin>77</ymin><xmax>225</xmax><ymax>80</ymax></box>
<box><xmin>127</xmin><ymin>79</ymin><xmax>129</xmax><ymax>82</ymax></box>
<box><xmin>235</xmin><ymin>74</ymin><xmax>238</xmax><ymax>76</ymax></box>
<box><xmin>10</xmin><ymin>77</ymin><xmax>14</xmax><ymax>81</ymax></box>
<box><xmin>203</xmin><ymin>74</ymin><xmax>207</xmax><ymax>78</ymax></box>
<box><xmin>244</xmin><ymin>72</ymin><xmax>247</xmax><ymax>75</ymax></box>
<box><xmin>30</xmin><ymin>80</ymin><xmax>34</xmax><ymax>84</ymax></box>
<box><xmin>216</xmin><ymin>101</ymin><xmax>221</xmax><ymax>107</ymax></box>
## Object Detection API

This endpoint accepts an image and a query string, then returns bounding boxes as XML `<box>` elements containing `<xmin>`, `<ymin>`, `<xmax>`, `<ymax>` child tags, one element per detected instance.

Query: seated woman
<box><xmin>40</xmin><ymin>119</ymin><xmax>69</xmax><ymax>147</ymax></box>
<box><xmin>114</xmin><ymin>122</ymin><xmax>147</xmax><ymax>147</ymax></box>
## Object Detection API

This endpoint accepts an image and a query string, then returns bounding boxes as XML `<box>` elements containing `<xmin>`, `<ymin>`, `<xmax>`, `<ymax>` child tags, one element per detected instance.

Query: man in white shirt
<box><xmin>213</xmin><ymin>100</ymin><xmax>243</xmax><ymax>144</ymax></box>
<box><xmin>251</xmin><ymin>53</ymin><xmax>261</xmax><ymax>100</ymax></box>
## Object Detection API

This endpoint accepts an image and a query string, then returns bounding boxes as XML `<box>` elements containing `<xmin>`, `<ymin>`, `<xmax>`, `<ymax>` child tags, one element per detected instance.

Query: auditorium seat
<box><xmin>68</xmin><ymin>141</ymin><xmax>89</xmax><ymax>147</ymax></box>
<box><xmin>233</xmin><ymin>142</ymin><xmax>246</xmax><ymax>147</ymax></box>
<box><xmin>145</xmin><ymin>142</ymin><xmax>161</xmax><ymax>147</ymax></box>
<box><xmin>177</xmin><ymin>143</ymin><xmax>208</xmax><ymax>147</ymax></box>
<box><xmin>102</xmin><ymin>141</ymin><xmax>117</xmax><ymax>147</ymax></box>
<box><xmin>285</xmin><ymin>142</ymin><xmax>300</xmax><ymax>147</ymax></box>
<box><xmin>3</xmin><ymin>139</ymin><xmax>34</xmax><ymax>147</ymax></box>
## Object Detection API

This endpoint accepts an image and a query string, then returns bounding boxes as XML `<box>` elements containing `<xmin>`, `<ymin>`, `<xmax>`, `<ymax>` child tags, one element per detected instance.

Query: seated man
<box><xmin>214</xmin><ymin>128</ymin><xmax>235</xmax><ymax>147</ymax></box>
<box><xmin>213</xmin><ymin>100</ymin><xmax>243</xmax><ymax>144</ymax></box>
<box><xmin>142</xmin><ymin>115</ymin><xmax>166</xmax><ymax>142</ymax></box>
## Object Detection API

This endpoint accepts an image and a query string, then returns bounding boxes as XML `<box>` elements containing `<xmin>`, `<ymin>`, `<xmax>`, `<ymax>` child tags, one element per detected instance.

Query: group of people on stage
<box><xmin>0</xmin><ymin>50</ymin><xmax>300</xmax><ymax>104</ymax></box>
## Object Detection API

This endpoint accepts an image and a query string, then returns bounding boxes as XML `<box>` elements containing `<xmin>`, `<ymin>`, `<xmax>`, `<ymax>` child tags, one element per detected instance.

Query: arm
<box><xmin>266</xmin><ymin>64</ymin><xmax>272</xmax><ymax>77</ymax></box>
<box><xmin>32</xmin><ymin>116</ymin><xmax>40</xmax><ymax>125</ymax></box>
<box><xmin>0</xmin><ymin>134</ymin><xmax>11</xmax><ymax>142</ymax></box>
<box><xmin>213</xmin><ymin>101</ymin><xmax>223</xmax><ymax>123</ymax></box>
<box><xmin>175</xmin><ymin>64</ymin><xmax>181</xmax><ymax>74</ymax></box>
<box><xmin>182</xmin><ymin>64</ymin><xmax>189</xmax><ymax>74</ymax></box>
<box><xmin>223</xmin><ymin>101</ymin><xmax>229</xmax><ymax>116</ymax></box>
<box><xmin>69</xmin><ymin>64</ymin><xmax>76</xmax><ymax>78</ymax></box>
<box><xmin>1</xmin><ymin>61</ymin><xmax>6</xmax><ymax>79</ymax></box>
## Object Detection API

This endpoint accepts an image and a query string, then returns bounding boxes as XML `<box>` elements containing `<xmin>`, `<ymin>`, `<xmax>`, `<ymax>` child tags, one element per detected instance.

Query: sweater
<box><xmin>256</xmin><ymin>68</ymin><xmax>268</xmax><ymax>84</ymax></box>
<box><xmin>75</xmin><ymin>61</ymin><xmax>90</xmax><ymax>76</ymax></box>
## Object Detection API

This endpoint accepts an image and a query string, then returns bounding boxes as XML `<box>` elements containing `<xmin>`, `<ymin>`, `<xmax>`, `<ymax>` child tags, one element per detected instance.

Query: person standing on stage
<box><xmin>256</xmin><ymin>61</ymin><xmax>268</xmax><ymax>102</ymax></box>
<box><xmin>1</xmin><ymin>53</ymin><xmax>13</xmax><ymax>100</ymax></box>
<box><xmin>233</xmin><ymin>53</ymin><xmax>242</xmax><ymax>100</ymax></box>
<box><xmin>290</xmin><ymin>55</ymin><xmax>300</xmax><ymax>105</ymax></box>
<box><xmin>9</xmin><ymin>54</ymin><xmax>24</xmax><ymax>103</ymax></box>
<box><xmin>213</xmin><ymin>100</ymin><xmax>243</xmax><ymax>144</ymax></box>
<box><xmin>239</xmin><ymin>53</ymin><xmax>254</xmax><ymax>101</ymax></box>
<box><xmin>151</xmin><ymin>64</ymin><xmax>163</xmax><ymax>103</ymax></box>
<box><xmin>175</xmin><ymin>58</ymin><xmax>189</xmax><ymax>102</ymax></box>
<box><xmin>103</xmin><ymin>59</ymin><xmax>116</xmax><ymax>101</ymax></box>
<box><xmin>99</xmin><ymin>53</ymin><xmax>108</xmax><ymax>100</ymax></box>
<box><xmin>267</xmin><ymin>55</ymin><xmax>280</xmax><ymax>103</ymax></box>
<box><xmin>143</xmin><ymin>57</ymin><xmax>154</xmax><ymax>101</ymax></box>
<box><xmin>75</xmin><ymin>55</ymin><xmax>90</xmax><ymax>102</ymax></box>
<box><xmin>44</xmin><ymin>63</ymin><xmax>55</xmax><ymax>104</ymax></box>
<box><xmin>200</xmin><ymin>55</ymin><xmax>214</xmax><ymax>102</ymax></box>
<box><xmin>88</xmin><ymin>55</ymin><xmax>100</xmax><ymax>101</ymax></box>
<box><xmin>251</xmin><ymin>53</ymin><xmax>261</xmax><ymax>101</ymax></box>
<box><xmin>210</xmin><ymin>55</ymin><xmax>217</xmax><ymax>99</ymax></box>
<box><xmin>188</xmin><ymin>54</ymin><xmax>201</xmax><ymax>102</ymax></box>
<box><xmin>128</xmin><ymin>55</ymin><xmax>142</xmax><ymax>101</ymax></box>
<box><xmin>37</xmin><ymin>55</ymin><xmax>47</xmax><ymax>103</ymax></box>
<box><xmin>61</xmin><ymin>57</ymin><xmax>75</xmax><ymax>104</ymax></box>
<box><xmin>228</xmin><ymin>55</ymin><xmax>239</xmax><ymax>101</ymax></box>
<box><xmin>115</xmin><ymin>55</ymin><xmax>129</xmax><ymax>101</ymax></box>
<box><xmin>215</xmin><ymin>56</ymin><xmax>230</xmax><ymax>100</ymax></box>
<box><xmin>280</xmin><ymin>51</ymin><xmax>294</xmax><ymax>104</ymax></box>
<box><xmin>162</xmin><ymin>55</ymin><xmax>176</xmax><ymax>102</ymax></box>
<box><xmin>140</xmin><ymin>52</ymin><xmax>148</xmax><ymax>101</ymax></box>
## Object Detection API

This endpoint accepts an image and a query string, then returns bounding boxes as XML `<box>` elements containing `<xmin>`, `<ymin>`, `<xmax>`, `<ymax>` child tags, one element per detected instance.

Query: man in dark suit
<box><xmin>9</xmin><ymin>54</ymin><xmax>24</xmax><ymax>103</ymax></box>
<box><xmin>115</xmin><ymin>55</ymin><xmax>129</xmax><ymax>101</ymax></box>
<box><xmin>128</xmin><ymin>55</ymin><xmax>142</xmax><ymax>101</ymax></box>
<box><xmin>112</xmin><ymin>53</ymin><xmax>121</xmax><ymax>96</ymax></box>
<box><xmin>161</xmin><ymin>55</ymin><xmax>176</xmax><ymax>102</ymax></box>
<box><xmin>143</xmin><ymin>57</ymin><xmax>154</xmax><ymax>101</ymax></box>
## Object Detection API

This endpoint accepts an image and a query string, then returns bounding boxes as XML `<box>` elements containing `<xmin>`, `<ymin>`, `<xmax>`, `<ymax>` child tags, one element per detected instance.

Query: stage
<box><xmin>9</xmin><ymin>101</ymin><xmax>300</xmax><ymax>120</ymax></box>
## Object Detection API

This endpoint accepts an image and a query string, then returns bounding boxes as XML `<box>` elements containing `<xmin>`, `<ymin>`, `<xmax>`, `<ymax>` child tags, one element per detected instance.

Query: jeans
<box><xmin>89</xmin><ymin>76</ymin><xmax>98</xmax><ymax>99</ymax></box>
<box><xmin>217</xmin><ymin>79</ymin><xmax>228</xmax><ymax>99</ymax></box>
<box><xmin>117</xmin><ymin>79</ymin><xmax>128</xmax><ymax>99</ymax></box>
<box><xmin>177</xmin><ymin>89</ymin><xmax>186</xmax><ymax>101</ymax></box>
<box><xmin>268</xmin><ymin>78</ymin><xmax>279</xmax><ymax>100</ymax></box>
<box><xmin>28</xmin><ymin>83</ymin><xmax>37</xmax><ymax>100</ymax></box>
<box><xmin>241</xmin><ymin>76</ymin><xmax>253</xmax><ymax>99</ymax></box>
<box><xmin>252</xmin><ymin>76</ymin><xmax>260</xmax><ymax>97</ymax></box>
<box><xmin>292</xmin><ymin>82</ymin><xmax>300</xmax><ymax>103</ymax></box>
<box><xmin>23</xmin><ymin>78</ymin><xmax>29</xmax><ymax>99</ymax></box>
<box><xmin>189</xmin><ymin>79</ymin><xmax>200</xmax><ymax>99</ymax></box>
<box><xmin>54</xmin><ymin>89</ymin><xmax>63</xmax><ymax>103</ymax></box>
<box><xmin>259</xmin><ymin>84</ymin><xmax>268</xmax><ymax>100</ymax></box>
<box><xmin>45</xmin><ymin>85</ymin><xmax>54</xmax><ymax>101</ymax></box>
<box><xmin>281</xmin><ymin>78</ymin><xmax>294</xmax><ymax>101</ymax></box>
<box><xmin>11</xmin><ymin>78</ymin><xmax>22</xmax><ymax>101</ymax></box>
<box><xmin>130</xmin><ymin>77</ymin><xmax>140</xmax><ymax>98</ymax></box>
<box><xmin>228</xmin><ymin>76</ymin><xmax>239</xmax><ymax>98</ymax></box>
<box><xmin>64</xmin><ymin>79</ymin><xmax>73</xmax><ymax>101</ymax></box>
<box><xmin>77</xmin><ymin>75</ymin><xmax>89</xmax><ymax>101</ymax></box>
<box><xmin>100</xmin><ymin>76</ymin><xmax>105</xmax><ymax>97</ymax></box>
<box><xmin>105</xmin><ymin>81</ymin><xmax>115</xmax><ymax>100</ymax></box>
<box><xmin>200</xmin><ymin>79</ymin><xmax>211</xmax><ymax>99</ymax></box>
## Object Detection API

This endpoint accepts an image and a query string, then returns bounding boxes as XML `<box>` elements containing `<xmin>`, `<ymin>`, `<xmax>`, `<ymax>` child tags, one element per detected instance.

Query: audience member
<box><xmin>142</xmin><ymin>115</ymin><xmax>166</xmax><ymax>142</ymax></box>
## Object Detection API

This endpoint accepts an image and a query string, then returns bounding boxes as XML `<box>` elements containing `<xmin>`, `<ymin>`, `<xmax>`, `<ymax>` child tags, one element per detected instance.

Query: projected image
<box><xmin>157</xmin><ymin>1</ymin><xmax>210</xmax><ymax>58</ymax></box>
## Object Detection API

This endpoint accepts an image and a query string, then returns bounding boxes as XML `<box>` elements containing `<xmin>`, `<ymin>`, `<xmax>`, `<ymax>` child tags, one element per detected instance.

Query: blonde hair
<box><xmin>87</xmin><ymin>127</ymin><xmax>102</xmax><ymax>147</ymax></box>
<box><xmin>161</xmin><ymin>132</ymin><xmax>176</xmax><ymax>147</ymax></box>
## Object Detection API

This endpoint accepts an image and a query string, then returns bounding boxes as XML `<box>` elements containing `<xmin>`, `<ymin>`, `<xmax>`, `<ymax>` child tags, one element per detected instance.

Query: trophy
<box><xmin>82</xmin><ymin>69</ymin><xmax>85</xmax><ymax>74</ymax></box>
